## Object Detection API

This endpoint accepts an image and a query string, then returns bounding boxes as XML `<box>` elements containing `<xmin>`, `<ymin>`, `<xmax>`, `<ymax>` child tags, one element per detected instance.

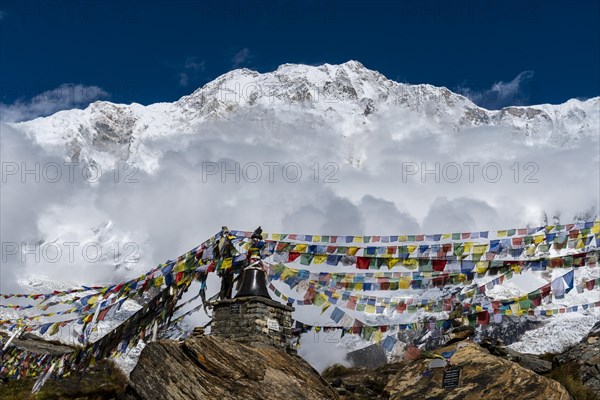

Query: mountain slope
<box><xmin>13</xmin><ymin>61</ymin><xmax>600</xmax><ymax>172</ymax></box>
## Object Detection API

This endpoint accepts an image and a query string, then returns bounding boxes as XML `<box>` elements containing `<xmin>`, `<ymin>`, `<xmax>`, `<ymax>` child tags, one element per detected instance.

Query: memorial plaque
<box><xmin>442</xmin><ymin>366</ymin><xmax>461</xmax><ymax>389</ymax></box>
<box><xmin>230</xmin><ymin>303</ymin><xmax>241</xmax><ymax>314</ymax></box>
<box><xmin>267</xmin><ymin>318</ymin><xmax>280</xmax><ymax>332</ymax></box>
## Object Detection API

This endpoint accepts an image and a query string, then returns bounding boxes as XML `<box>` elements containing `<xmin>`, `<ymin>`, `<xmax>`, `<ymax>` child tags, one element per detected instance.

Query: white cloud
<box><xmin>178</xmin><ymin>57</ymin><xmax>206</xmax><ymax>87</ymax></box>
<box><xmin>1</xmin><ymin>85</ymin><xmax>599</xmax><ymax>371</ymax></box>
<box><xmin>359</xmin><ymin>195</ymin><xmax>420</xmax><ymax>234</ymax></box>
<box><xmin>421</xmin><ymin>197</ymin><xmax>499</xmax><ymax>233</ymax></box>
<box><xmin>178</xmin><ymin>72</ymin><xmax>189</xmax><ymax>87</ymax></box>
<box><xmin>2</xmin><ymin>101</ymin><xmax>597</xmax><ymax>292</ymax></box>
<box><xmin>184</xmin><ymin>57</ymin><xmax>206</xmax><ymax>71</ymax></box>
<box><xmin>457</xmin><ymin>71</ymin><xmax>534</xmax><ymax>109</ymax></box>
<box><xmin>232</xmin><ymin>48</ymin><xmax>252</xmax><ymax>68</ymax></box>
<box><xmin>0</xmin><ymin>84</ymin><xmax>108</xmax><ymax>122</ymax></box>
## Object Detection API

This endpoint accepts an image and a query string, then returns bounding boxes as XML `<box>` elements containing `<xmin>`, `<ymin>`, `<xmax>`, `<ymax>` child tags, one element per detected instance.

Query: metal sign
<box><xmin>442</xmin><ymin>366</ymin><xmax>462</xmax><ymax>389</ymax></box>
<box><xmin>230</xmin><ymin>303</ymin><xmax>241</xmax><ymax>314</ymax></box>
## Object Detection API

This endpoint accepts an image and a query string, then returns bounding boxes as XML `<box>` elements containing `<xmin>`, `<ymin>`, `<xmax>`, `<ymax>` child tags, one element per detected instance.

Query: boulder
<box><xmin>479</xmin><ymin>337</ymin><xmax>552</xmax><ymax>374</ymax></box>
<box><xmin>122</xmin><ymin>335</ymin><xmax>337</xmax><ymax>400</ymax></box>
<box><xmin>346</xmin><ymin>344</ymin><xmax>388</xmax><ymax>369</ymax></box>
<box><xmin>505</xmin><ymin>349</ymin><xmax>553</xmax><ymax>374</ymax></box>
<box><xmin>554</xmin><ymin>320</ymin><xmax>600</xmax><ymax>395</ymax></box>
<box><xmin>384</xmin><ymin>342</ymin><xmax>572</xmax><ymax>400</ymax></box>
<box><xmin>323</xmin><ymin>363</ymin><xmax>402</xmax><ymax>399</ymax></box>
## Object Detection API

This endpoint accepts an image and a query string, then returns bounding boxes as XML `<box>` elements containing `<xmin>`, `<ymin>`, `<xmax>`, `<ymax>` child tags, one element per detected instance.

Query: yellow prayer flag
<box><xmin>320</xmin><ymin>302</ymin><xmax>332</xmax><ymax>314</ymax></box>
<box><xmin>281</xmin><ymin>268</ymin><xmax>297</xmax><ymax>280</ymax></box>
<box><xmin>347</xmin><ymin>247</ymin><xmax>359</xmax><ymax>256</ymax></box>
<box><xmin>174</xmin><ymin>259</ymin><xmax>186</xmax><ymax>273</ymax></box>
<box><xmin>399</xmin><ymin>277</ymin><xmax>411</xmax><ymax>289</ymax></box>
<box><xmin>475</xmin><ymin>261</ymin><xmax>488</xmax><ymax>274</ymax></box>
<box><xmin>386</xmin><ymin>258</ymin><xmax>400</xmax><ymax>269</ymax></box>
<box><xmin>473</xmin><ymin>244</ymin><xmax>487</xmax><ymax>254</ymax></box>
<box><xmin>293</xmin><ymin>244</ymin><xmax>308</xmax><ymax>253</ymax></box>
<box><xmin>221</xmin><ymin>258</ymin><xmax>233</xmax><ymax>270</ymax></box>
<box><xmin>372</xmin><ymin>330</ymin><xmax>383</xmax><ymax>344</ymax></box>
<box><xmin>497</xmin><ymin>230</ymin><xmax>507</xmax><ymax>237</ymax></box>
<box><xmin>313</xmin><ymin>255</ymin><xmax>327</xmax><ymax>264</ymax></box>
<box><xmin>534</xmin><ymin>235</ymin><xmax>545</xmax><ymax>244</ymax></box>
<box><xmin>49</xmin><ymin>322</ymin><xmax>60</xmax><ymax>336</ymax></box>
<box><xmin>463</xmin><ymin>242</ymin><xmax>474</xmax><ymax>253</ymax></box>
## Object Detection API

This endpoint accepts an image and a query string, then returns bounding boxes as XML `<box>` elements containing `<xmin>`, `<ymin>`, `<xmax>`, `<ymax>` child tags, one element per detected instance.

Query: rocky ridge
<box><xmin>12</xmin><ymin>61</ymin><xmax>600</xmax><ymax>172</ymax></box>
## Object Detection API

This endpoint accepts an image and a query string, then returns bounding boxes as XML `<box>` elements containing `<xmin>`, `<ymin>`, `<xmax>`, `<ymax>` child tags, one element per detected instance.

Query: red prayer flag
<box><xmin>356</xmin><ymin>257</ymin><xmax>370</xmax><ymax>269</ymax></box>
<box><xmin>432</xmin><ymin>259</ymin><xmax>447</xmax><ymax>272</ymax></box>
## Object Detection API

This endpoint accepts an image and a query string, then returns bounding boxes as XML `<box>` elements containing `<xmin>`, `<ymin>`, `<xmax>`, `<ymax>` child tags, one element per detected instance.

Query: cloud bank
<box><xmin>0</xmin><ymin>84</ymin><xmax>109</xmax><ymax>122</ymax></box>
<box><xmin>1</xmin><ymin>100</ymin><xmax>598</xmax><ymax>291</ymax></box>
<box><xmin>457</xmin><ymin>70</ymin><xmax>535</xmax><ymax>109</ymax></box>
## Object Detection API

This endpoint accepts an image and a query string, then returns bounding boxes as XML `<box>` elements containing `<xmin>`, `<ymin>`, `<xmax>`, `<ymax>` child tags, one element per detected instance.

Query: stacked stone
<box><xmin>192</xmin><ymin>327</ymin><xmax>205</xmax><ymax>338</ymax></box>
<box><xmin>210</xmin><ymin>296</ymin><xmax>295</xmax><ymax>353</ymax></box>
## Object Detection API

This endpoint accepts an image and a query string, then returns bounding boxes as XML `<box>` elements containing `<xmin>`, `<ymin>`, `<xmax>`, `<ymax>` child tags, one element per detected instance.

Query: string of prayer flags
<box><xmin>230</xmin><ymin>220</ymin><xmax>599</xmax><ymax>244</ymax></box>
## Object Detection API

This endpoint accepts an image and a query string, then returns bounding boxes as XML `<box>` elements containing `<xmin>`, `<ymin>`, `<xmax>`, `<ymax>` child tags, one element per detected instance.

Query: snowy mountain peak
<box><xmin>11</xmin><ymin>61</ymin><xmax>600</xmax><ymax>172</ymax></box>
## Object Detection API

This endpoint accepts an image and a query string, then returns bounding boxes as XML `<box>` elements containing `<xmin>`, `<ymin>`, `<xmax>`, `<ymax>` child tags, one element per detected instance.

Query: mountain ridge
<box><xmin>12</xmin><ymin>61</ymin><xmax>600</xmax><ymax>172</ymax></box>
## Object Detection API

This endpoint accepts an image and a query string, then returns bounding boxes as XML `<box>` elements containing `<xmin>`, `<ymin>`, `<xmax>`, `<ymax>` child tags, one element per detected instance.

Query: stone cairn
<box><xmin>210</xmin><ymin>296</ymin><xmax>295</xmax><ymax>354</ymax></box>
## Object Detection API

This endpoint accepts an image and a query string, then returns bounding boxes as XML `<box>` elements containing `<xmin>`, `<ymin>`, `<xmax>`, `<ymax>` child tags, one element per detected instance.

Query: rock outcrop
<box><xmin>384</xmin><ymin>342</ymin><xmax>572</xmax><ymax>400</ymax></box>
<box><xmin>122</xmin><ymin>335</ymin><xmax>337</xmax><ymax>400</ymax></box>
<box><xmin>346</xmin><ymin>343</ymin><xmax>388</xmax><ymax>369</ymax></box>
<box><xmin>480</xmin><ymin>337</ymin><xmax>552</xmax><ymax>374</ymax></box>
<box><xmin>554</xmin><ymin>320</ymin><xmax>600</xmax><ymax>395</ymax></box>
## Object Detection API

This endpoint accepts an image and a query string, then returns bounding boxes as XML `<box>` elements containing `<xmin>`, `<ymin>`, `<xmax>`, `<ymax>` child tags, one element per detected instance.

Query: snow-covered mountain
<box><xmin>4</xmin><ymin>61</ymin><xmax>600</xmax><ymax>373</ymax></box>
<box><xmin>13</xmin><ymin>61</ymin><xmax>600</xmax><ymax>172</ymax></box>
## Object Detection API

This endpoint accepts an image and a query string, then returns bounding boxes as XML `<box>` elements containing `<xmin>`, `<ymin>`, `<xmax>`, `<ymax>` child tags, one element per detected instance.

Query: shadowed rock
<box><xmin>554</xmin><ymin>320</ymin><xmax>600</xmax><ymax>395</ymax></box>
<box><xmin>384</xmin><ymin>343</ymin><xmax>571</xmax><ymax>400</ymax></box>
<box><xmin>122</xmin><ymin>335</ymin><xmax>337</xmax><ymax>400</ymax></box>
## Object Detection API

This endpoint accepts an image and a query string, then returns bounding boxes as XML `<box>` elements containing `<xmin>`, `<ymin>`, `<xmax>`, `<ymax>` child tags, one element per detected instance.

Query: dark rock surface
<box><xmin>123</xmin><ymin>335</ymin><xmax>337</xmax><ymax>400</ymax></box>
<box><xmin>479</xmin><ymin>337</ymin><xmax>552</xmax><ymax>374</ymax></box>
<box><xmin>554</xmin><ymin>320</ymin><xmax>600</xmax><ymax>395</ymax></box>
<box><xmin>347</xmin><ymin>344</ymin><xmax>388</xmax><ymax>369</ymax></box>
<box><xmin>384</xmin><ymin>342</ymin><xmax>571</xmax><ymax>400</ymax></box>
<box><xmin>324</xmin><ymin>341</ymin><xmax>571</xmax><ymax>400</ymax></box>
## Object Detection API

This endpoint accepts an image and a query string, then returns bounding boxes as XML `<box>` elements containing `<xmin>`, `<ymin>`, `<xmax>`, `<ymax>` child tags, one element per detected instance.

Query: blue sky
<box><xmin>0</xmin><ymin>0</ymin><xmax>598</xmax><ymax>112</ymax></box>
